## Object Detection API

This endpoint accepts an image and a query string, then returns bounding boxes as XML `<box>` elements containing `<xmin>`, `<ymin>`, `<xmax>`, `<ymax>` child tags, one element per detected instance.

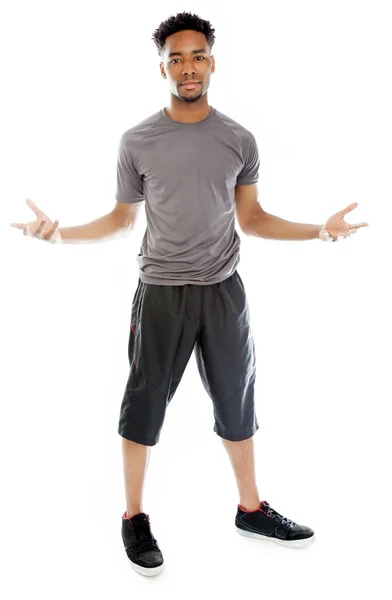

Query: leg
<box><xmin>194</xmin><ymin>270</ymin><xmax>259</xmax><ymax>502</ymax></box>
<box><xmin>119</xmin><ymin>280</ymin><xmax>199</xmax><ymax>576</ymax></box>
<box><xmin>122</xmin><ymin>438</ymin><xmax>151</xmax><ymax>518</ymax></box>
<box><xmin>195</xmin><ymin>272</ymin><xmax>315</xmax><ymax>547</ymax></box>
<box><xmin>119</xmin><ymin>279</ymin><xmax>199</xmax><ymax>511</ymax></box>
<box><xmin>221</xmin><ymin>435</ymin><xmax>260</xmax><ymax>511</ymax></box>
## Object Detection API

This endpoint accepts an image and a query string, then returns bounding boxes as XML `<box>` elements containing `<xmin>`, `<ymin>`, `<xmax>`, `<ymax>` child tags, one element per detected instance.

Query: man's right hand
<box><xmin>10</xmin><ymin>199</ymin><xmax>61</xmax><ymax>243</ymax></box>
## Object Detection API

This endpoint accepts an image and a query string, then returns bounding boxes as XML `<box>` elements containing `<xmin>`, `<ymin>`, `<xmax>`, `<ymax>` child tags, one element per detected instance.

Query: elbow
<box><xmin>111</xmin><ymin>211</ymin><xmax>136</xmax><ymax>235</ymax></box>
<box><xmin>239</xmin><ymin>212</ymin><xmax>262</xmax><ymax>236</ymax></box>
<box><xmin>120</xmin><ymin>220</ymin><xmax>136</xmax><ymax>237</ymax></box>
<box><xmin>238</xmin><ymin>213</ymin><xmax>256</xmax><ymax>235</ymax></box>
<box><xmin>240</xmin><ymin>222</ymin><xmax>253</xmax><ymax>236</ymax></box>
<box><xmin>240</xmin><ymin>210</ymin><xmax>269</xmax><ymax>237</ymax></box>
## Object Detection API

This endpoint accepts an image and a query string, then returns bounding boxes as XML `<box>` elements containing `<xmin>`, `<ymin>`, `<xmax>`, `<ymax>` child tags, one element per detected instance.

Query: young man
<box><xmin>11</xmin><ymin>12</ymin><xmax>368</xmax><ymax>578</ymax></box>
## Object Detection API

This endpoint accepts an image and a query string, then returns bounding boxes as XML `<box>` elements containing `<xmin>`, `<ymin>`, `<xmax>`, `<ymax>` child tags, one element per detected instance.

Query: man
<box><xmin>11</xmin><ymin>12</ymin><xmax>368</xmax><ymax>578</ymax></box>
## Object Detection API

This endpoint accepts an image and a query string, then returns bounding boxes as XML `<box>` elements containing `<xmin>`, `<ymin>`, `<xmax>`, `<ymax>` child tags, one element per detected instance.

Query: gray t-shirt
<box><xmin>115</xmin><ymin>107</ymin><xmax>259</xmax><ymax>285</ymax></box>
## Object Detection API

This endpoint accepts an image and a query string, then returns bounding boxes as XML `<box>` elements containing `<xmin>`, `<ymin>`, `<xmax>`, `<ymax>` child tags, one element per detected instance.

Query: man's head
<box><xmin>152</xmin><ymin>12</ymin><xmax>216</xmax><ymax>103</ymax></box>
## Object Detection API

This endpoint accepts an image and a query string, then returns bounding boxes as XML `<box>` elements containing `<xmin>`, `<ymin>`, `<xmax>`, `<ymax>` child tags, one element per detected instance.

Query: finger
<box><xmin>349</xmin><ymin>222</ymin><xmax>369</xmax><ymax>229</ymax></box>
<box><xmin>339</xmin><ymin>202</ymin><xmax>358</xmax><ymax>216</ymax></box>
<box><xmin>44</xmin><ymin>220</ymin><xmax>59</xmax><ymax>241</ymax></box>
<box><xmin>14</xmin><ymin>221</ymin><xmax>37</xmax><ymax>235</ymax></box>
<box><xmin>26</xmin><ymin>198</ymin><xmax>43</xmax><ymax>218</ymax></box>
<box><xmin>34</xmin><ymin>219</ymin><xmax>47</xmax><ymax>238</ymax></box>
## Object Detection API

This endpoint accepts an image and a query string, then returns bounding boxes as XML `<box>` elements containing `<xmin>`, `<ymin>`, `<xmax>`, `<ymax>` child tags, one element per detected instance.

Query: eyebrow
<box><xmin>168</xmin><ymin>49</ymin><xmax>207</xmax><ymax>58</ymax></box>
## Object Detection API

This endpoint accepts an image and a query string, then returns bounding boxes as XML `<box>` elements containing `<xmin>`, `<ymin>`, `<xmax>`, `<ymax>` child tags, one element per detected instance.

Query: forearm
<box><xmin>246</xmin><ymin>211</ymin><xmax>322</xmax><ymax>241</ymax></box>
<box><xmin>58</xmin><ymin>211</ymin><xmax>129</xmax><ymax>244</ymax></box>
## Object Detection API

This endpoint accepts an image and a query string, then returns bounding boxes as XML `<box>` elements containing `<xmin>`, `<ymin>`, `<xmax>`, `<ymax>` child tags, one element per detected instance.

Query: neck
<box><xmin>164</xmin><ymin>94</ymin><xmax>211</xmax><ymax>123</ymax></box>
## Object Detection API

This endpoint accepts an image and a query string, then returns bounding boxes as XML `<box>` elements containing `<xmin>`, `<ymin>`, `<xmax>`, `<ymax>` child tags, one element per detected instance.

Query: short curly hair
<box><xmin>152</xmin><ymin>12</ymin><xmax>216</xmax><ymax>56</ymax></box>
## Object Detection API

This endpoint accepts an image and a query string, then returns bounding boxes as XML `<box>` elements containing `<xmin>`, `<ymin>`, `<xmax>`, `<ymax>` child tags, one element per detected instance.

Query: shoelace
<box><xmin>129</xmin><ymin>537</ymin><xmax>159</xmax><ymax>561</ymax></box>
<box><xmin>264</xmin><ymin>503</ymin><xmax>295</xmax><ymax>528</ymax></box>
<box><xmin>126</xmin><ymin>517</ymin><xmax>159</xmax><ymax>559</ymax></box>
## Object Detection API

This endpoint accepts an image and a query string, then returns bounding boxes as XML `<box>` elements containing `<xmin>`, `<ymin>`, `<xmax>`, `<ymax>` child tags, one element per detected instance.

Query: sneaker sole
<box><xmin>236</xmin><ymin>526</ymin><xmax>315</xmax><ymax>548</ymax></box>
<box><xmin>130</xmin><ymin>561</ymin><xmax>165</xmax><ymax>577</ymax></box>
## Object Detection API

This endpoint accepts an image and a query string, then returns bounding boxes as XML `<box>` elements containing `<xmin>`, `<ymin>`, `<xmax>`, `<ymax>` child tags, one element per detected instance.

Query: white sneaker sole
<box><xmin>236</xmin><ymin>526</ymin><xmax>315</xmax><ymax>548</ymax></box>
<box><xmin>131</xmin><ymin>561</ymin><xmax>165</xmax><ymax>577</ymax></box>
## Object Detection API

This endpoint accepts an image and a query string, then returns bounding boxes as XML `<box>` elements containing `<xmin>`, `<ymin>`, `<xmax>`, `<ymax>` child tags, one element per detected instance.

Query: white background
<box><xmin>1</xmin><ymin>0</ymin><xmax>391</xmax><ymax>598</ymax></box>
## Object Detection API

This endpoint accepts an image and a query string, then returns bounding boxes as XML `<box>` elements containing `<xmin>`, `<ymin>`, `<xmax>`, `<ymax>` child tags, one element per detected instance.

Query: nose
<box><xmin>182</xmin><ymin>59</ymin><xmax>196</xmax><ymax>77</ymax></box>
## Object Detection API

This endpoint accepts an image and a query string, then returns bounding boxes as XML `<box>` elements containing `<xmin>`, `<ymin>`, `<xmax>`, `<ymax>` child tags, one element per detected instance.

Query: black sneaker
<box><xmin>235</xmin><ymin>500</ymin><xmax>315</xmax><ymax>548</ymax></box>
<box><xmin>121</xmin><ymin>512</ymin><xmax>164</xmax><ymax>576</ymax></box>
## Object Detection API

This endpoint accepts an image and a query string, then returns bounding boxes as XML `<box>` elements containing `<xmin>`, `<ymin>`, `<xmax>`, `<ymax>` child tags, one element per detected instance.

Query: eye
<box><xmin>195</xmin><ymin>56</ymin><xmax>204</xmax><ymax>61</ymax></box>
<box><xmin>170</xmin><ymin>59</ymin><xmax>181</xmax><ymax>64</ymax></box>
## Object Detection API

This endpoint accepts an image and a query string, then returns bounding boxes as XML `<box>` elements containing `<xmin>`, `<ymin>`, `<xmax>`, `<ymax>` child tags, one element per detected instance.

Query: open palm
<box><xmin>10</xmin><ymin>199</ymin><xmax>61</xmax><ymax>242</ymax></box>
<box><xmin>320</xmin><ymin>202</ymin><xmax>368</xmax><ymax>241</ymax></box>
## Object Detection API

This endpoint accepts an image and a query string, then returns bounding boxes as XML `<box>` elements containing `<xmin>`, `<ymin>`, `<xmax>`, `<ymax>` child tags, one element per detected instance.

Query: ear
<box><xmin>211</xmin><ymin>56</ymin><xmax>216</xmax><ymax>73</ymax></box>
<box><xmin>160</xmin><ymin>63</ymin><xmax>167</xmax><ymax>79</ymax></box>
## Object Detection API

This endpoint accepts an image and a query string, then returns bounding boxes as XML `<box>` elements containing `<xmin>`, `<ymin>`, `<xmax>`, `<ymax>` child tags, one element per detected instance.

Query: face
<box><xmin>160</xmin><ymin>30</ymin><xmax>215</xmax><ymax>103</ymax></box>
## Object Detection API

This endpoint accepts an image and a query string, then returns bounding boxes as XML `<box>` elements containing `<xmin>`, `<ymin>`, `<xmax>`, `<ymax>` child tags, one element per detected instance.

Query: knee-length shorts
<box><xmin>118</xmin><ymin>270</ymin><xmax>259</xmax><ymax>446</ymax></box>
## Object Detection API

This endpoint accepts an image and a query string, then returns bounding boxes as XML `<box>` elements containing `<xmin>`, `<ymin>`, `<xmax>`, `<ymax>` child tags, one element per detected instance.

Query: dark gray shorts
<box><xmin>118</xmin><ymin>270</ymin><xmax>259</xmax><ymax>446</ymax></box>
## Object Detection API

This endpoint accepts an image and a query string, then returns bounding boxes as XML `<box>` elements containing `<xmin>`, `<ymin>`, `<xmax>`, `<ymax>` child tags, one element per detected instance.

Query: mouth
<box><xmin>180</xmin><ymin>81</ymin><xmax>201</xmax><ymax>90</ymax></box>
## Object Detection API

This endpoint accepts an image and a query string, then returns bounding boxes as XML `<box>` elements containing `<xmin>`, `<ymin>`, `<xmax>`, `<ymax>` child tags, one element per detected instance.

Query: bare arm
<box><xmin>235</xmin><ymin>184</ymin><xmax>322</xmax><ymax>241</ymax></box>
<box><xmin>58</xmin><ymin>201</ymin><xmax>142</xmax><ymax>244</ymax></box>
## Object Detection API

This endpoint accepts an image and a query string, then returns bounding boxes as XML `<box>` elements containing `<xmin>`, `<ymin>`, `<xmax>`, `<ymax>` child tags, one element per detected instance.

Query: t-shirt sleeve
<box><xmin>236</xmin><ymin>132</ymin><xmax>260</xmax><ymax>186</ymax></box>
<box><xmin>115</xmin><ymin>133</ymin><xmax>144</xmax><ymax>203</ymax></box>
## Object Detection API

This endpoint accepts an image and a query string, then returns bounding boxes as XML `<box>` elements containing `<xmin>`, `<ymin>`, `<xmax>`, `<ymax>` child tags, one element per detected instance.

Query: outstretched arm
<box><xmin>11</xmin><ymin>199</ymin><xmax>142</xmax><ymax>244</ymax></box>
<box><xmin>235</xmin><ymin>184</ymin><xmax>368</xmax><ymax>241</ymax></box>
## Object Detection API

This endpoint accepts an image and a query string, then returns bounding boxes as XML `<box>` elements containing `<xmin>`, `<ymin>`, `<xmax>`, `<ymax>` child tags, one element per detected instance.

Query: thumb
<box><xmin>26</xmin><ymin>198</ymin><xmax>43</xmax><ymax>217</ymax></box>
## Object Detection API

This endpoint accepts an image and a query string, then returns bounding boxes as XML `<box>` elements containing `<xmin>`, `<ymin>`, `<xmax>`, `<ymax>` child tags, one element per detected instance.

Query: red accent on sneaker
<box><xmin>123</xmin><ymin>511</ymin><xmax>135</xmax><ymax>521</ymax></box>
<box><xmin>239</xmin><ymin>504</ymin><xmax>261</xmax><ymax>513</ymax></box>
<box><xmin>131</xmin><ymin>324</ymin><xmax>136</xmax><ymax>335</ymax></box>
<box><xmin>123</xmin><ymin>511</ymin><xmax>149</xmax><ymax>522</ymax></box>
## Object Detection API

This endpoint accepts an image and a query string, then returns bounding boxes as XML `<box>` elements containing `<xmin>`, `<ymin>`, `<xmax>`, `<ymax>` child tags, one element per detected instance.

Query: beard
<box><xmin>177</xmin><ymin>90</ymin><xmax>204</xmax><ymax>103</ymax></box>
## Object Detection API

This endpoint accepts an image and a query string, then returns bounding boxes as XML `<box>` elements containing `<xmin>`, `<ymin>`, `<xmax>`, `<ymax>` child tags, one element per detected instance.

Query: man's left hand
<box><xmin>319</xmin><ymin>202</ymin><xmax>369</xmax><ymax>242</ymax></box>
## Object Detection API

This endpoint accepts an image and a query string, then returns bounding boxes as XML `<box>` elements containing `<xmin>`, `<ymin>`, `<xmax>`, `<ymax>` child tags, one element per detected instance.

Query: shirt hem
<box><xmin>138</xmin><ymin>269</ymin><xmax>237</xmax><ymax>286</ymax></box>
